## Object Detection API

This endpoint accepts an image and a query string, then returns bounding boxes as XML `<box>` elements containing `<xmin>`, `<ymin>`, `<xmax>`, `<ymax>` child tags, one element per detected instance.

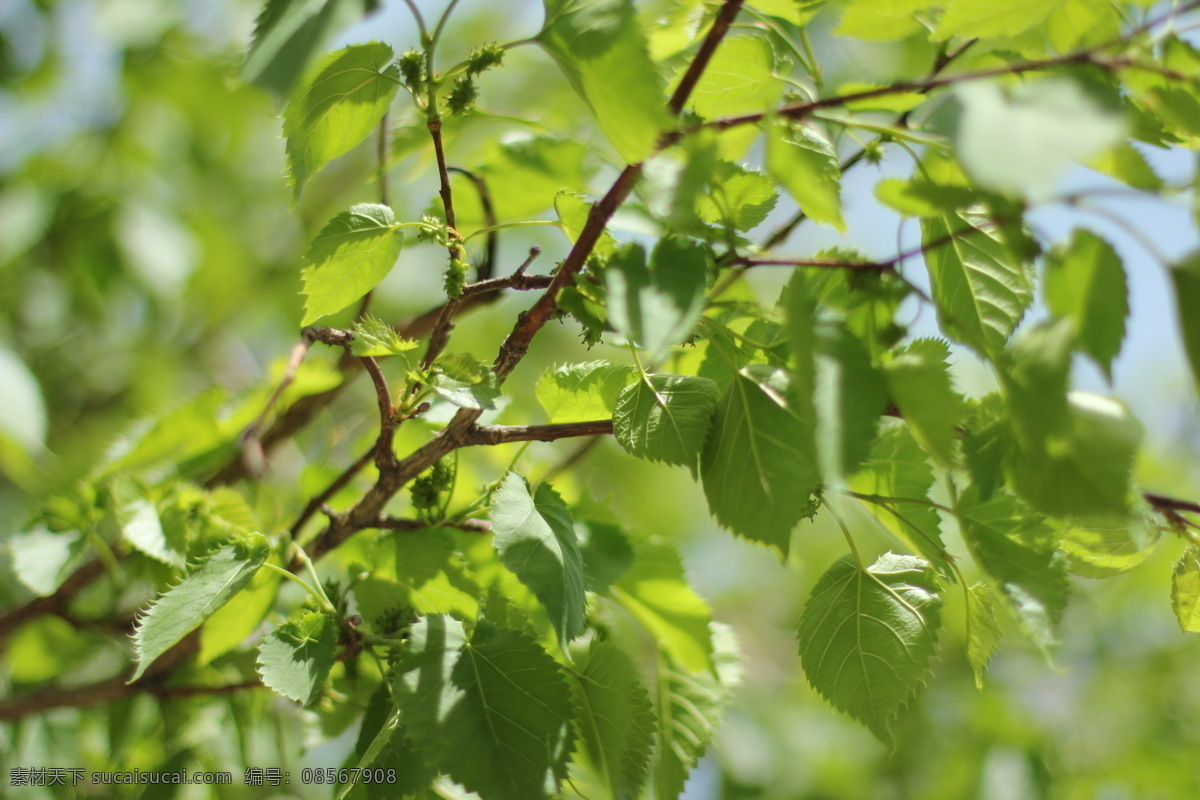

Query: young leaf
<box><xmin>883</xmin><ymin>338</ymin><xmax>967</xmax><ymax>466</ymax></box>
<box><xmin>797</xmin><ymin>553</ymin><xmax>942</xmax><ymax>742</ymax></box>
<box><xmin>695</xmin><ymin>161</ymin><xmax>778</xmax><ymax>232</ymax></box>
<box><xmin>426</xmin><ymin>370</ymin><xmax>501</xmax><ymax>411</ymax></box>
<box><xmin>256</xmin><ymin>611</ymin><xmax>338</xmax><ymax>705</ymax></box>
<box><xmin>606</xmin><ymin>238</ymin><xmax>710</xmax><ymax>361</ymax></box>
<box><xmin>490</xmin><ymin>474</ymin><xmax>586</xmax><ymax>646</ymax></box>
<box><xmin>610</xmin><ymin>538</ymin><xmax>714</xmax><ymax>673</ymax></box>
<box><xmin>850</xmin><ymin>424</ymin><xmax>953</xmax><ymax>577</ymax></box>
<box><xmin>700</xmin><ymin>366</ymin><xmax>819</xmax><ymax>556</ymax></box>
<box><xmin>921</xmin><ymin>213</ymin><xmax>1033</xmax><ymax>358</ymax></box>
<box><xmin>684</xmin><ymin>34</ymin><xmax>779</xmax><ymax>120</ymax></box>
<box><xmin>653</xmin><ymin>623</ymin><xmax>742</xmax><ymax>800</ymax></box>
<box><xmin>572</xmin><ymin>641</ymin><xmax>656</xmax><ymax>799</ymax></box>
<box><xmin>955</xmin><ymin>487</ymin><xmax>1068</xmax><ymax>655</ymax></box>
<box><xmin>1059</xmin><ymin>518</ymin><xmax>1157</xmax><ymax>579</ymax></box>
<box><xmin>1171</xmin><ymin>546</ymin><xmax>1200</xmax><ymax>633</ymax></box>
<box><xmin>242</xmin><ymin>0</ymin><xmax>362</xmax><ymax>96</ymax></box>
<box><xmin>967</xmin><ymin>582</ymin><xmax>1004</xmax><ymax>690</ymax></box>
<box><xmin>765</xmin><ymin>118</ymin><xmax>845</xmax><ymax>231</ymax></box>
<box><xmin>1044</xmin><ymin>230</ymin><xmax>1129</xmax><ymax>380</ymax></box>
<box><xmin>350</xmin><ymin>315</ymin><xmax>419</xmax><ymax>357</ymax></box>
<box><xmin>393</xmin><ymin>617</ymin><xmax>575</xmax><ymax>800</ymax></box>
<box><xmin>536</xmin><ymin>362</ymin><xmax>636</xmax><ymax>423</ymax></box>
<box><xmin>301</xmin><ymin>204</ymin><xmax>403</xmax><ymax>325</ymax></box>
<box><xmin>129</xmin><ymin>534</ymin><xmax>270</xmax><ymax>682</ymax></box>
<box><xmin>121</xmin><ymin>498</ymin><xmax>186</xmax><ymax>569</ymax></box>
<box><xmin>612</xmin><ymin>374</ymin><xmax>719</xmax><ymax>468</ymax></box>
<box><xmin>1170</xmin><ymin>250</ymin><xmax>1200</xmax><ymax>394</ymax></box>
<box><xmin>937</xmin><ymin>0</ymin><xmax>1066</xmax><ymax>40</ymax></box>
<box><xmin>538</xmin><ymin>0</ymin><xmax>670</xmax><ymax>164</ymax></box>
<box><xmin>284</xmin><ymin>42</ymin><xmax>400</xmax><ymax>198</ymax></box>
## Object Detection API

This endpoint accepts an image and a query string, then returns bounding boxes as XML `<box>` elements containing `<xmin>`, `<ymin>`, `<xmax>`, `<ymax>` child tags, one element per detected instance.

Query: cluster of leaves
<box><xmin>7</xmin><ymin>0</ymin><xmax>1200</xmax><ymax>798</ymax></box>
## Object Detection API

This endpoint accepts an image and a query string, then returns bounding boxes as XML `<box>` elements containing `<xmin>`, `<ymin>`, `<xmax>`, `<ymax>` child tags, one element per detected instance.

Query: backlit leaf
<box><xmin>243</xmin><ymin>0</ymin><xmax>363</xmax><ymax>96</ymax></box>
<box><xmin>883</xmin><ymin>338</ymin><xmax>966</xmax><ymax>466</ymax></box>
<box><xmin>797</xmin><ymin>552</ymin><xmax>942</xmax><ymax>742</ymax></box>
<box><xmin>1171</xmin><ymin>547</ymin><xmax>1200</xmax><ymax>633</ymax></box>
<box><xmin>955</xmin><ymin>487</ymin><xmax>1067</xmax><ymax>655</ymax></box>
<box><xmin>966</xmin><ymin>582</ymin><xmax>1003</xmax><ymax>689</ymax></box>
<box><xmin>766</xmin><ymin>118</ymin><xmax>845</xmax><ymax>231</ymax></box>
<box><xmin>606</xmin><ymin>238</ymin><xmax>710</xmax><ymax>361</ymax></box>
<box><xmin>539</xmin><ymin>0</ymin><xmax>670</xmax><ymax>163</ymax></box>
<box><xmin>284</xmin><ymin>43</ymin><xmax>399</xmax><ymax>198</ymax></box>
<box><xmin>350</xmin><ymin>315</ymin><xmax>419</xmax><ymax>357</ymax></box>
<box><xmin>936</xmin><ymin>0</ymin><xmax>1066</xmax><ymax>40</ymax></box>
<box><xmin>921</xmin><ymin>213</ymin><xmax>1033</xmax><ymax>357</ymax></box>
<box><xmin>1044</xmin><ymin>230</ymin><xmax>1128</xmax><ymax>380</ymax></box>
<box><xmin>301</xmin><ymin>204</ymin><xmax>403</xmax><ymax>325</ymax></box>
<box><xmin>537</xmin><ymin>361</ymin><xmax>636</xmax><ymax>423</ymax></box>
<box><xmin>130</xmin><ymin>534</ymin><xmax>270</xmax><ymax>682</ymax></box>
<box><xmin>684</xmin><ymin>35</ymin><xmax>779</xmax><ymax>120</ymax></box>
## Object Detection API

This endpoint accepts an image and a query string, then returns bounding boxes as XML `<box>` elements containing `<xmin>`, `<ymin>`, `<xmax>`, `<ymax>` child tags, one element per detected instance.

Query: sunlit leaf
<box><xmin>1171</xmin><ymin>547</ymin><xmax>1200</xmax><ymax>633</ymax></box>
<box><xmin>130</xmin><ymin>534</ymin><xmax>270</xmax><ymax>682</ymax></box>
<box><xmin>284</xmin><ymin>42</ymin><xmax>399</xmax><ymax>198</ymax></box>
<box><xmin>257</xmin><ymin>611</ymin><xmax>338</xmax><ymax>705</ymax></box>
<box><xmin>966</xmin><ymin>582</ymin><xmax>1003</xmax><ymax>689</ymax></box>
<box><xmin>798</xmin><ymin>552</ymin><xmax>942</xmax><ymax>742</ymax></box>
<box><xmin>536</xmin><ymin>361</ymin><xmax>636</xmax><ymax>423</ymax></box>
<box><xmin>301</xmin><ymin>204</ymin><xmax>403</xmax><ymax>325</ymax></box>
<box><xmin>606</xmin><ymin>238</ymin><xmax>710</xmax><ymax>361</ymax></box>
<box><xmin>1044</xmin><ymin>230</ymin><xmax>1128</xmax><ymax>380</ymax></box>
<box><xmin>613</xmin><ymin>374</ymin><xmax>719</xmax><ymax>468</ymax></box>
<box><xmin>490</xmin><ymin>474</ymin><xmax>586</xmax><ymax>646</ymax></box>
<box><xmin>766</xmin><ymin>118</ymin><xmax>845</xmax><ymax>231</ymax></box>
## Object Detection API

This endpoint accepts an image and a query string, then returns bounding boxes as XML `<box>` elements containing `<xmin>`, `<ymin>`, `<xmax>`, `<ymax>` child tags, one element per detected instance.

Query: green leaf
<box><xmin>921</xmin><ymin>213</ymin><xmax>1033</xmax><ymax>357</ymax></box>
<box><xmin>695</xmin><ymin>161</ymin><xmax>778</xmax><ymax>232</ymax></box>
<box><xmin>536</xmin><ymin>361</ymin><xmax>636</xmax><ymax>423</ymax></box>
<box><xmin>883</xmin><ymin>338</ymin><xmax>966</xmax><ymax>466</ymax></box>
<box><xmin>1007</xmin><ymin>392</ymin><xmax>1143</xmax><ymax>522</ymax></box>
<box><xmin>10</xmin><ymin>527</ymin><xmax>85</xmax><ymax>597</ymax></box>
<box><xmin>749</xmin><ymin>0</ymin><xmax>824</xmax><ymax>27</ymax></box>
<box><xmin>606</xmin><ymin>238</ymin><xmax>710</xmax><ymax>361</ymax></box>
<box><xmin>555</xmin><ymin>191</ymin><xmax>618</xmax><ymax>258</ymax></box>
<box><xmin>766</xmin><ymin>118</ymin><xmax>845</xmax><ymax>231</ymax></box>
<box><xmin>301</xmin><ymin>204</ymin><xmax>403</xmax><ymax>325</ymax></box>
<box><xmin>538</xmin><ymin>0</ymin><xmax>671</xmax><ymax>163</ymax></box>
<box><xmin>613</xmin><ymin>374</ymin><xmax>719</xmax><ymax>468</ymax></box>
<box><xmin>1059</xmin><ymin>518</ymin><xmax>1157</xmax><ymax>579</ymax></box>
<box><xmin>963</xmin><ymin>394</ymin><xmax>1009</xmax><ymax>501</ymax></box>
<box><xmin>936</xmin><ymin>0</ymin><xmax>1066</xmax><ymax>39</ymax></box>
<box><xmin>850</xmin><ymin>424</ymin><xmax>952</xmax><ymax>576</ymax></box>
<box><xmin>572</xmin><ymin>641</ymin><xmax>656</xmax><ymax>799</ymax></box>
<box><xmin>836</xmin><ymin>0</ymin><xmax>937</xmax><ymax>41</ymax></box>
<box><xmin>1171</xmin><ymin>546</ymin><xmax>1200</xmax><ymax>633</ymax></box>
<box><xmin>700</xmin><ymin>366</ymin><xmax>818</xmax><ymax>555</ymax></box>
<box><xmin>427</xmin><ymin>370</ymin><xmax>501</xmax><ymax>411</ymax></box>
<box><xmin>966</xmin><ymin>582</ymin><xmax>1003</xmax><ymax>689</ymax></box>
<box><xmin>955</xmin><ymin>487</ymin><xmax>1068</xmax><ymax>654</ymax></box>
<box><xmin>392</xmin><ymin>617</ymin><xmax>574</xmax><ymax>800</ymax></box>
<box><xmin>875</xmin><ymin>178</ymin><xmax>977</xmax><ymax>217</ymax></box>
<box><xmin>284</xmin><ymin>43</ymin><xmax>400</xmax><ymax>198</ymax></box>
<box><xmin>578</xmin><ymin>520</ymin><xmax>634</xmax><ymax>593</ymax></box>
<box><xmin>954</xmin><ymin>79</ymin><xmax>1123</xmax><ymax>200</ymax></box>
<box><xmin>490</xmin><ymin>474</ymin><xmax>587</xmax><ymax>646</ymax></box>
<box><xmin>351</xmin><ymin>685</ymin><xmax>435</xmax><ymax>798</ymax></box>
<box><xmin>197</xmin><ymin>565</ymin><xmax>280</xmax><ymax>665</ymax></box>
<box><xmin>611</xmin><ymin>539</ymin><xmax>713</xmax><ymax>673</ymax></box>
<box><xmin>1170</xmin><ymin>250</ymin><xmax>1200</xmax><ymax>395</ymax></box>
<box><xmin>683</xmin><ymin>35</ymin><xmax>779</xmax><ymax>120</ymax></box>
<box><xmin>129</xmin><ymin>534</ymin><xmax>270</xmax><ymax>682</ymax></box>
<box><xmin>653</xmin><ymin>622</ymin><xmax>742</xmax><ymax>800</ymax></box>
<box><xmin>466</xmin><ymin>136</ymin><xmax>596</xmax><ymax>225</ymax></box>
<box><xmin>256</xmin><ymin>611</ymin><xmax>338</xmax><ymax>705</ymax></box>
<box><xmin>350</xmin><ymin>315</ymin><xmax>418</xmax><ymax>357</ymax></box>
<box><xmin>121</xmin><ymin>498</ymin><xmax>186</xmax><ymax>569</ymax></box>
<box><xmin>242</xmin><ymin>0</ymin><xmax>363</xmax><ymax>96</ymax></box>
<box><xmin>797</xmin><ymin>552</ymin><xmax>942</xmax><ymax>742</ymax></box>
<box><xmin>1086</xmin><ymin>141</ymin><xmax>1163</xmax><ymax>191</ymax></box>
<box><xmin>1044</xmin><ymin>230</ymin><xmax>1128</xmax><ymax>379</ymax></box>
<box><xmin>0</xmin><ymin>346</ymin><xmax>46</xmax><ymax>455</ymax></box>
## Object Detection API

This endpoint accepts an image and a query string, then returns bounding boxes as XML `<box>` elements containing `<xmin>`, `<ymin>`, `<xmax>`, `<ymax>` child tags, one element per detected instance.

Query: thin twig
<box><xmin>372</xmin><ymin>517</ymin><xmax>491</xmax><ymax>533</ymax></box>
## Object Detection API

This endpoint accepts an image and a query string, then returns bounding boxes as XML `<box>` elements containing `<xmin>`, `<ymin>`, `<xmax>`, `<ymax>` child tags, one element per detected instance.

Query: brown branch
<box><xmin>1144</xmin><ymin>492</ymin><xmax>1200</xmax><ymax>517</ymax></box>
<box><xmin>668</xmin><ymin>0</ymin><xmax>745</xmax><ymax>115</ymax></box>
<box><xmin>465</xmin><ymin>420</ymin><xmax>613</xmax><ymax>446</ymax></box>
<box><xmin>371</xmin><ymin>517</ymin><xmax>491</xmax><ymax>533</ymax></box>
